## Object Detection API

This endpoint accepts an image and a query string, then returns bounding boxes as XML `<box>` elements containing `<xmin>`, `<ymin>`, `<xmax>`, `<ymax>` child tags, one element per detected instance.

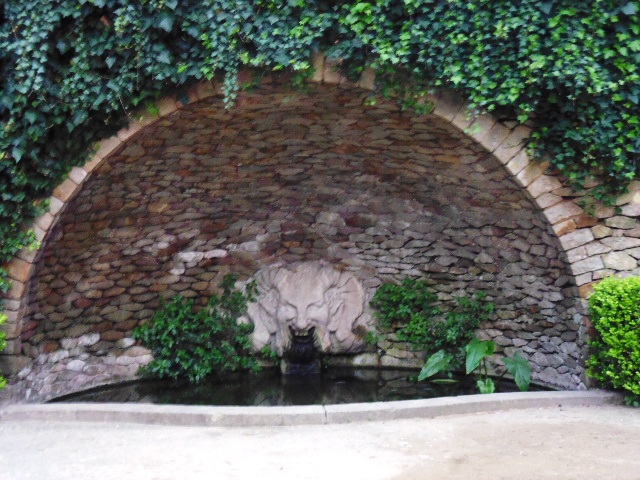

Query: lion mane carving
<box><xmin>243</xmin><ymin>262</ymin><xmax>371</xmax><ymax>356</ymax></box>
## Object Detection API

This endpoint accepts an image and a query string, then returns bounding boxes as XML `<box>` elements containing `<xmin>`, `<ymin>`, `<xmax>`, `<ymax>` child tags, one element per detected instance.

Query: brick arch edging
<box><xmin>2</xmin><ymin>53</ymin><xmax>639</xmax><ymax>373</ymax></box>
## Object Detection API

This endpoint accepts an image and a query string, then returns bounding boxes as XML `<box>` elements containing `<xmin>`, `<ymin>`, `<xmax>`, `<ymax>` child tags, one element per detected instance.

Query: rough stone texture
<box><xmin>2</xmin><ymin>57</ymin><xmax>640</xmax><ymax>402</ymax></box>
<box><xmin>1</xmin><ymin>82</ymin><xmax>588</xmax><ymax>404</ymax></box>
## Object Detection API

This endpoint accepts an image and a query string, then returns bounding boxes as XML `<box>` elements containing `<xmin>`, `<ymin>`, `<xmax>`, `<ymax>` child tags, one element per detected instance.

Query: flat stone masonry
<box><xmin>3</xmin><ymin>57</ymin><xmax>640</xmax><ymax>398</ymax></box>
<box><xmin>1</xmin><ymin>81</ymin><xmax>591</xmax><ymax>403</ymax></box>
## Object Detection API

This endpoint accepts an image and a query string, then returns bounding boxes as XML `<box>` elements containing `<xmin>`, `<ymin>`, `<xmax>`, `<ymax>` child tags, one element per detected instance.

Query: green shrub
<box><xmin>370</xmin><ymin>278</ymin><xmax>493</xmax><ymax>366</ymax></box>
<box><xmin>586</xmin><ymin>276</ymin><xmax>640</xmax><ymax>399</ymax></box>
<box><xmin>370</xmin><ymin>278</ymin><xmax>440</xmax><ymax>331</ymax></box>
<box><xmin>133</xmin><ymin>274</ymin><xmax>262</xmax><ymax>383</ymax></box>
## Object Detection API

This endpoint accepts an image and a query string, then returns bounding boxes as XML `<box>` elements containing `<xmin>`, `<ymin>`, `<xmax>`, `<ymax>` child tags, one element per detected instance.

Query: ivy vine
<box><xmin>1</xmin><ymin>0</ymin><xmax>639</xmax><ymax>303</ymax></box>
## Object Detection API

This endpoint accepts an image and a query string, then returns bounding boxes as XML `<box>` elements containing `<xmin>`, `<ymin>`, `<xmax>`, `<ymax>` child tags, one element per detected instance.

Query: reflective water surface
<box><xmin>50</xmin><ymin>368</ymin><xmax>549</xmax><ymax>406</ymax></box>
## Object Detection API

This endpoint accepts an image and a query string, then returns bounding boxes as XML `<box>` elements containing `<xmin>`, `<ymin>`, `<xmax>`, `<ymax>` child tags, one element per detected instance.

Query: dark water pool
<box><xmin>50</xmin><ymin>368</ymin><xmax>549</xmax><ymax>406</ymax></box>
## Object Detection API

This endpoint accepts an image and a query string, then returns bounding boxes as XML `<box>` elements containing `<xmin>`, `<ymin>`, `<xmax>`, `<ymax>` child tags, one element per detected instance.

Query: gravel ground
<box><xmin>0</xmin><ymin>405</ymin><xmax>639</xmax><ymax>480</ymax></box>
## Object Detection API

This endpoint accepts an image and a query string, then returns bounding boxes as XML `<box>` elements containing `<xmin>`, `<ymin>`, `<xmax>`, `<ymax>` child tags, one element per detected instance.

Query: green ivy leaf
<box><xmin>622</xmin><ymin>2</ymin><xmax>638</xmax><ymax>15</ymax></box>
<box><xmin>156</xmin><ymin>49</ymin><xmax>172</xmax><ymax>64</ymax></box>
<box><xmin>158</xmin><ymin>12</ymin><xmax>175</xmax><ymax>32</ymax></box>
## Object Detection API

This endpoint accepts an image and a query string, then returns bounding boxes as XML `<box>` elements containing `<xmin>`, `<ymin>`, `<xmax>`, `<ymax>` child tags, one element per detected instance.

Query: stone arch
<box><xmin>1</xmin><ymin>54</ymin><xmax>638</xmax><ymax>402</ymax></box>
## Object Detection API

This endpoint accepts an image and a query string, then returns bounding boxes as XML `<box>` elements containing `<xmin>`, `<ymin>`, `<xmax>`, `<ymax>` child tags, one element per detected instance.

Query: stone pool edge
<box><xmin>0</xmin><ymin>390</ymin><xmax>623</xmax><ymax>427</ymax></box>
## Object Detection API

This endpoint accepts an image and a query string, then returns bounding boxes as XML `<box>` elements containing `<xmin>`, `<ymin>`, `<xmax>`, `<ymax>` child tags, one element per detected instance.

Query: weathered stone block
<box><xmin>566</xmin><ymin>247</ymin><xmax>587</xmax><ymax>264</ymax></box>
<box><xmin>356</xmin><ymin>67</ymin><xmax>376</xmax><ymax>91</ymax></box>
<box><xmin>470</xmin><ymin>116</ymin><xmax>502</xmax><ymax>148</ymax></box>
<box><xmin>5</xmin><ymin>280</ymin><xmax>26</xmax><ymax>300</ymax></box>
<box><xmin>66</xmin><ymin>359</ymin><xmax>85</xmax><ymax>372</ymax></box>
<box><xmin>493</xmin><ymin>125</ymin><xmax>531</xmax><ymax>163</ymax></box>
<box><xmin>92</xmin><ymin>135</ymin><xmax>122</xmax><ymax>161</ymax></box>
<box><xmin>571</xmin><ymin>256</ymin><xmax>605</xmax><ymax>276</ymax></box>
<box><xmin>585</xmin><ymin>242</ymin><xmax>611</xmax><ymax>256</ymax></box>
<box><xmin>451</xmin><ymin>108</ymin><xmax>474</xmax><ymax>131</ymax></box>
<box><xmin>560</xmin><ymin>229</ymin><xmax>594</xmax><ymax>250</ymax></box>
<box><xmin>552</xmin><ymin>219</ymin><xmax>576</xmax><ymax>236</ymax></box>
<box><xmin>5</xmin><ymin>258</ymin><xmax>32</xmax><ymax>283</ymax></box>
<box><xmin>621</xmin><ymin>202</ymin><xmax>640</xmax><ymax>217</ymax></box>
<box><xmin>591</xmin><ymin>224</ymin><xmax>612</xmax><ymax>239</ymax></box>
<box><xmin>68</xmin><ymin>167</ymin><xmax>88</xmax><ymax>184</ymax></box>
<box><xmin>546</xmin><ymin>201</ymin><xmax>583</xmax><ymax>225</ymax></box>
<box><xmin>311</xmin><ymin>52</ymin><xmax>324</xmax><ymax>83</ymax></box>
<box><xmin>503</xmin><ymin>149</ymin><xmax>529</xmax><ymax>177</ymax></box>
<box><xmin>574</xmin><ymin>272</ymin><xmax>592</xmax><ymax>286</ymax></box>
<box><xmin>528</xmin><ymin>175</ymin><xmax>562</xmax><ymax>198</ymax></box>
<box><xmin>193</xmin><ymin>80</ymin><xmax>219</xmax><ymax>100</ymax></box>
<box><xmin>600</xmin><ymin>237</ymin><xmax>640</xmax><ymax>250</ymax></box>
<box><xmin>78</xmin><ymin>333</ymin><xmax>101</xmax><ymax>347</ymax></box>
<box><xmin>0</xmin><ymin>355</ymin><xmax>30</xmax><ymax>376</ymax></box>
<box><xmin>516</xmin><ymin>162</ymin><xmax>548</xmax><ymax>188</ymax></box>
<box><xmin>603</xmin><ymin>252</ymin><xmax>637</xmax><ymax>271</ymax></box>
<box><xmin>605</xmin><ymin>216</ymin><xmax>637</xmax><ymax>229</ymax></box>
<box><xmin>117</xmin><ymin>121</ymin><xmax>145</xmax><ymax>141</ymax></box>
<box><xmin>323</xmin><ymin>59</ymin><xmax>345</xmax><ymax>85</ymax></box>
<box><xmin>156</xmin><ymin>97</ymin><xmax>178</xmax><ymax>117</ymax></box>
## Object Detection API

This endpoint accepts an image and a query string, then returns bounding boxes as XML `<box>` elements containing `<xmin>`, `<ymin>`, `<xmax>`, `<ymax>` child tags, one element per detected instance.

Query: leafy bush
<box><xmin>370</xmin><ymin>278</ymin><xmax>440</xmax><ymax>331</ymax></box>
<box><xmin>133</xmin><ymin>274</ymin><xmax>263</xmax><ymax>383</ymax></box>
<box><xmin>370</xmin><ymin>278</ymin><xmax>494</xmax><ymax>365</ymax></box>
<box><xmin>586</xmin><ymin>276</ymin><xmax>640</xmax><ymax>400</ymax></box>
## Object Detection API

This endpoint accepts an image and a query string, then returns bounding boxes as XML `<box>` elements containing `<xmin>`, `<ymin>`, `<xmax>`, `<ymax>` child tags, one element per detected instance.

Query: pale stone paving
<box><xmin>0</xmin><ymin>405</ymin><xmax>639</xmax><ymax>480</ymax></box>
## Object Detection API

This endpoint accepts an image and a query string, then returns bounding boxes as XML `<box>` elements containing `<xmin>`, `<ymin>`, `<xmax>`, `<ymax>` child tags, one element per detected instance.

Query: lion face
<box><xmin>243</xmin><ymin>261</ymin><xmax>370</xmax><ymax>356</ymax></box>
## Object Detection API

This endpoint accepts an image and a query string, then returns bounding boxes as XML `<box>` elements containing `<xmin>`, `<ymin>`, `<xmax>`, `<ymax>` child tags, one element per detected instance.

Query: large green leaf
<box><xmin>476</xmin><ymin>377</ymin><xmax>495</xmax><ymax>394</ymax></box>
<box><xmin>503</xmin><ymin>351</ymin><xmax>532</xmax><ymax>391</ymax></box>
<box><xmin>464</xmin><ymin>338</ymin><xmax>494</xmax><ymax>374</ymax></box>
<box><xmin>418</xmin><ymin>349</ymin><xmax>451</xmax><ymax>381</ymax></box>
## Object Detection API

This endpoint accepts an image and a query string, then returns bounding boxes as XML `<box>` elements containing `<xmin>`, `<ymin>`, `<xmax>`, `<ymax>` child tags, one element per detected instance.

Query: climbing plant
<box><xmin>370</xmin><ymin>278</ymin><xmax>494</xmax><ymax>367</ymax></box>
<box><xmin>336</xmin><ymin>0</ymin><xmax>640</xmax><ymax>204</ymax></box>
<box><xmin>1</xmin><ymin>0</ymin><xmax>639</xmax><ymax>294</ymax></box>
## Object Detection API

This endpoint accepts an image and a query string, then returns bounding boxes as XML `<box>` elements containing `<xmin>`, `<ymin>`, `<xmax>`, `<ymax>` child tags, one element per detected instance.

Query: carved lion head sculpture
<box><xmin>242</xmin><ymin>262</ymin><xmax>370</xmax><ymax>356</ymax></box>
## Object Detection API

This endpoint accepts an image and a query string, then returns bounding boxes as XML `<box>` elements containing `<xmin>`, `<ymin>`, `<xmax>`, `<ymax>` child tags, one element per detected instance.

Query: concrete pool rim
<box><xmin>0</xmin><ymin>390</ymin><xmax>623</xmax><ymax>427</ymax></box>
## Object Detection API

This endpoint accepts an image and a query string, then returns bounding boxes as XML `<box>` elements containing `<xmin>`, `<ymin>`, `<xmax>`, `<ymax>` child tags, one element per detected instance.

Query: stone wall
<box><xmin>1</xmin><ymin>57</ymin><xmax>638</xmax><ymax>404</ymax></box>
<box><xmin>4</xmin><ymin>81</ymin><xmax>587</xmax><ymax>403</ymax></box>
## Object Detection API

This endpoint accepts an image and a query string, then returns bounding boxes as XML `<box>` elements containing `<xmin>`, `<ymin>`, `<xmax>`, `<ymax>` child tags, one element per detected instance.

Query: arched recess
<box><xmin>1</xmin><ymin>54</ymin><xmax>638</xmax><ymax>403</ymax></box>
